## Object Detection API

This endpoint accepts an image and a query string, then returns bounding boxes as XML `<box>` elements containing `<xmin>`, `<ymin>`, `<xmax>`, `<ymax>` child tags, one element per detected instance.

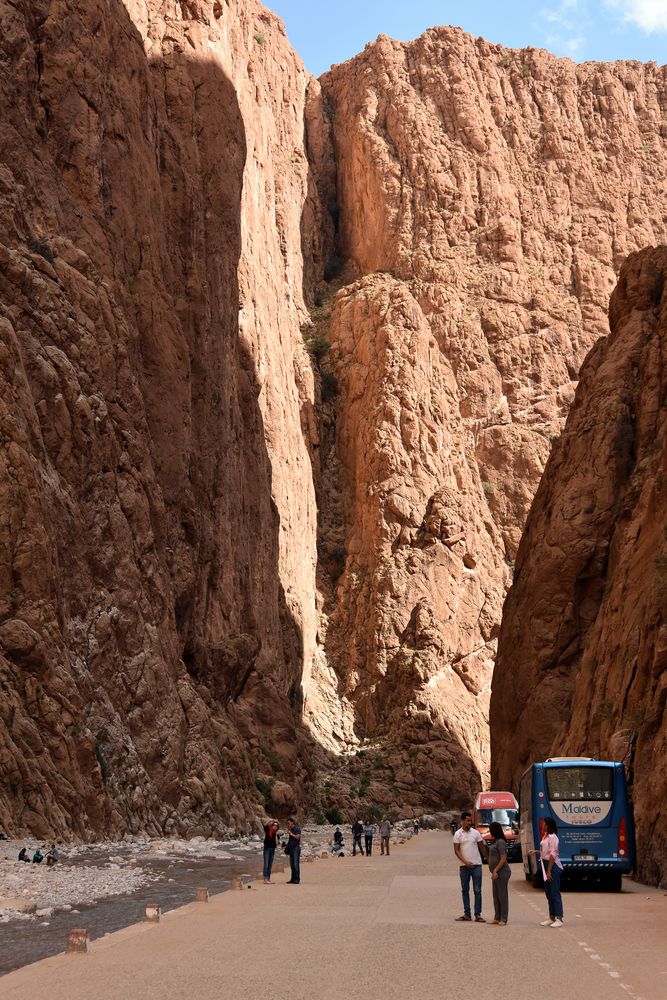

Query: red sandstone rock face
<box><xmin>3</xmin><ymin>2</ymin><xmax>667</xmax><ymax>837</ymax></box>
<box><xmin>317</xmin><ymin>30</ymin><xmax>667</xmax><ymax>800</ymax></box>
<box><xmin>491</xmin><ymin>247</ymin><xmax>667</xmax><ymax>886</ymax></box>
<box><xmin>0</xmin><ymin>0</ymin><xmax>328</xmax><ymax>838</ymax></box>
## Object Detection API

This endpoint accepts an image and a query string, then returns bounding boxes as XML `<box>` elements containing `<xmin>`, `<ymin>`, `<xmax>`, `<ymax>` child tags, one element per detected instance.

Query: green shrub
<box><xmin>261</xmin><ymin>746</ymin><xmax>280</xmax><ymax>771</ymax></box>
<box><xmin>253</xmin><ymin>32</ymin><xmax>266</xmax><ymax>45</ymax></box>
<box><xmin>28</xmin><ymin>237</ymin><xmax>55</xmax><ymax>265</ymax></box>
<box><xmin>482</xmin><ymin>481</ymin><xmax>496</xmax><ymax>496</ymax></box>
<box><xmin>321</xmin><ymin>371</ymin><xmax>339</xmax><ymax>401</ymax></box>
<box><xmin>95</xmin><ymin>742</ymin><xmax>111</xmax><ymax>782</ymax></box>
<box><xmin>303</xmin><ymin>333</ymin><xmax>330</xmax><ymax>360</ymax></box>
<box><xmin>324</xmin><ymin>807</ymin><xmax>342</xmax><ymax>825</ymax></box>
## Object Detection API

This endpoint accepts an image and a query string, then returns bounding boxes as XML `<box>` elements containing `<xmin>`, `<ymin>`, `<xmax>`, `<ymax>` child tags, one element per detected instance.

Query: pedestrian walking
<box><xmin>413</xmin><ymin>817</ymin><xmax>420</xmax><ymax>835</ymax></box>
<box><xmin>352</xmin><ymin>817</ymin><xmax>365</xmax><ymax>856</ymax></box>
<box><xmin>364</xmin><ymin>819</ymin><xmax>376</xmax><ymax>856</ymax></box>
<box><xmin>379</xmin><ymin>817</ymin><xmax>392</xmax><ymax>855</ymax></box>
<box><xmin>453</xmin><ymin>811</ymin><xmax>488</xmax><ymax>922</ymax></box>
<box><xmin>286</xmin><ymin>817</ymin><xmax>301</xmax><ymax>884</ymax></box>
<box><xmin>528</xmin><ymin>816</ymin><xmax>564</xmax><ymax>927</ymax></box>
<box><xmin>488</xmin><ymin>821</ymin><xmax>511</xmax><ymax>925</ymax></box>
<box><xmin>262</xmin><ymin>818</ymin><xmax>280</xmax><ymax>883</ymax></box>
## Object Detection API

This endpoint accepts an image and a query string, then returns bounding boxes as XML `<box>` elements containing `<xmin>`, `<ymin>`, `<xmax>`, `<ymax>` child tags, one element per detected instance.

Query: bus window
<box><xmin>545</xmin><ymin>766</ymin><xmax>614</xmax><ymax>801</ymax></box>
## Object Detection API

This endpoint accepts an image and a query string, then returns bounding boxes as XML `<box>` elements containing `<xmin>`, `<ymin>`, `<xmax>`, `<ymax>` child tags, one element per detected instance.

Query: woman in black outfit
<box><xmin>488</xmin><ymin>820</ymin><xmax>511</xmax><ymax>925</ymax></box>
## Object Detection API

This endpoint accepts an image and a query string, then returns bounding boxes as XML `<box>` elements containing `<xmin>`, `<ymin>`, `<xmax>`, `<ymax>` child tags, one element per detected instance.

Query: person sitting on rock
<box><xmin>331</xmin><ymin>828</ymin><xmax>345</xmax><ymax>855</ymax></box>
<box><xmin>32</xmin><ymin>848</ymin><xmax>44</xmax><ymax>864</ymax></box>
<box><xmin>45</xmin><ymin>844</ymin><xmax>60</xmax><ymax>867</ymax></box>
<box><xmin>18</xmin><ymin>846</ymin><xmax>30</xmax><ymax>862</ymax></box>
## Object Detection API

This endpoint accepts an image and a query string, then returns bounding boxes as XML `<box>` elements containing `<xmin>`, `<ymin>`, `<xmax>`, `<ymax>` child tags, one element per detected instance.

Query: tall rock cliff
<box><xmin>316</xmin><ymin>31</ymin><xmax>667</xmax><ymax>797</ymax></box>
<box><xmin>0</xmin><ymin>0</ymin><xmax>330</xmax><ymax>837</ymax></box>
<box><xmin>491</xmin><ymin>247</ymin><xmax>667</xmax><ymax>887</ymax></box>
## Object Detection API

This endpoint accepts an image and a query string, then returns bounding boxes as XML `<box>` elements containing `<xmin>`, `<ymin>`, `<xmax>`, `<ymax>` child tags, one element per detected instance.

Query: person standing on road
<box><xmin>352</xmin><ymin>817</ymin><xmax>365</xmax><ymax>856</ymax></box>
<box><xmin>529</xmin><ymin>816</ymin><xmax>564</xmax><ymax>927</ymax></box>
<box><xmin>488</xmin><ymin>821</ymin><xmax>511</xmax><ymax>925</ymax></box>
<box><xmin>286</xmin><ymin>817</ymin><xmax>301</xmax><ymax>884</ymax></box>
<box><xmin>380</xmin><ymin>817</ymin><xmax>392</xmax><ymax>855</ymax></box>
<box><xmin>364</xmin><ymin>819</ymin><xmax>376</xmax><ymax>856</ymax></box>
<box><xmin>453</xmin><ymin>811</ymin><xmax>488</xmax><ymax>922</ymax></box>
<box><xmin>262</xmin><ymin>818</ymin><xmax>280</xmax><ymax>884</ymax></box>
<box><xmin>413</xmin><ymin>817</ymin><xmax>420</xmax><ymax>835</ymax></box>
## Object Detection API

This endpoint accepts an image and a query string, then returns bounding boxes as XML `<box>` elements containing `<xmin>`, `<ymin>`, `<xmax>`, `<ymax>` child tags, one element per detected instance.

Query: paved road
<box><xmin>1</xmin><ymin>832</ymin><xmax>665</xmax><ymax>1000</ymax></box>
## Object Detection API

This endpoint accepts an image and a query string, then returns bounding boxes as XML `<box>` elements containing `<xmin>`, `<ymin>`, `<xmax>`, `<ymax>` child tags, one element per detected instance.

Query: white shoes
<box><xmin>540</xmin><ymin>919</ymin><xmax>552</xmax><ymax>926</ymax></box>
<box><xmin>550</xmin><ymin>919</ymin><xmax>563</xmax><ymax>928</ymax></box>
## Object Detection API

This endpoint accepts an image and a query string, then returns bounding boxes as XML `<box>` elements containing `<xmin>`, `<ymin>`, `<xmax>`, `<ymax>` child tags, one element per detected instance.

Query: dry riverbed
<box><xmin>0</xmin><ymin>820</ymin><xmax>428</xmax><ymax>927</ymax></box>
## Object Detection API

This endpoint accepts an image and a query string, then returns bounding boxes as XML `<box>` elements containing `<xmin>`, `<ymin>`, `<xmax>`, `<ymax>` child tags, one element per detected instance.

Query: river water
<box><xmin>0</xmin><ymin>846</ymin><xmax>264</xmax><ymax>977</ymax></box>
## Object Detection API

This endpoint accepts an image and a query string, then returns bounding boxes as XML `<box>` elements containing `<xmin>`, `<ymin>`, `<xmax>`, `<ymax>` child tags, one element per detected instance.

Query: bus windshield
<box><xmin>546</xmin><ymin>766</ymin><xmax>614</xmax><ymax>801</ymax></box>
<box><xmin>478</xmin><ymin>808</ymin><xmax>518</xmax><ymax>827</ymax></box>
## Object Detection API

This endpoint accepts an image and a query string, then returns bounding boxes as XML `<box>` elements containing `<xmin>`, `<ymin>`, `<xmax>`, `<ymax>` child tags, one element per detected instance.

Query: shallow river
<box><xmin>0</xmin><ymin>847</ymin><xmax>263</xmax><ymax>976</ymax></box>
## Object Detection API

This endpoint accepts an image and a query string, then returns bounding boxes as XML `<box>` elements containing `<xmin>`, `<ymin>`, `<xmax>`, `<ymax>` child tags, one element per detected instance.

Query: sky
<box><xmin>267</xmin><ymin>0</ymin><xmax>667</xmax><ymax>75</ymax></box>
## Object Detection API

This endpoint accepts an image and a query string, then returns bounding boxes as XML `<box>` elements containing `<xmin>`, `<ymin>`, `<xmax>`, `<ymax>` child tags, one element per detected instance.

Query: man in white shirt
<box><xmin>453</xmin><ymin>811</ymin><xmax>488</xmax><ymax>922</ymax></box>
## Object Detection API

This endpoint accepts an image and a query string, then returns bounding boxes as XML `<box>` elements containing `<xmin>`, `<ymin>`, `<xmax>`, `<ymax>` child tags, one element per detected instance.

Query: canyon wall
<box><xmin>491</xmin><ymin>247</ymin><xmax>667</xmax><ymax>886</ymax></box>
<box><xmin>0</xmin><ymin>0</ymin><xmax>330</xmax><ymax>838</ymax></box>
<box><xmin>317</xmin><ymin>31</ymin><xmax>667</xmax><ymax>798</ymax></box>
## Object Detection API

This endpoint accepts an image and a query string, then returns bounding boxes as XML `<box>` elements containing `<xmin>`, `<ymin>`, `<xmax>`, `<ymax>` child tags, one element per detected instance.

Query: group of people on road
<box><xmin>17</xmin><ymin>844</ymin><xmax>60</xmax><ymax>867</ymax></box>
<box><xmin>347</xmin><ymin>817</ymin><xmax>393</xmax><ymax>856</ymax></box>
<box><xmin>453</xmin><ymin>811</ymin><xmax>563</xmax><ymax>927</ymax></box>
<box><xmin>261</xmin><ymin>818</ymin><xmax>301</xmax><ymax>885</ymax></box>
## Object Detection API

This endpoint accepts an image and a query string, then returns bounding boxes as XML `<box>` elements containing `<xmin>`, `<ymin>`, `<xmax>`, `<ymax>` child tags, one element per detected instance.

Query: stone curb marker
<box><xmin>145</xmin><ymin>904</ymin><xmax>162</xmax><ymax>922</ymax></box>
<box><xmin>195</xmin><ymin>887</ymin><xmax>209</xmax><ymax>902</ymax></box>
<box><xmin>66</xmin><ymin>929</ymin><xmax>90</xmax><ymax>954</ymax></box>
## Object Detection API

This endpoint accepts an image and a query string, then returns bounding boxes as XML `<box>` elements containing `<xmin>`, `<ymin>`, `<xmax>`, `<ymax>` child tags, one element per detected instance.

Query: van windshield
<box><xmin>478</xmin><ymin>809</ymin><xmax>518</xmax><ymax>827</ymax></box>
<box><xmin>546</xmin><ymin>767</ymin><xmax>614</xmax><ymax>801</ymax></box>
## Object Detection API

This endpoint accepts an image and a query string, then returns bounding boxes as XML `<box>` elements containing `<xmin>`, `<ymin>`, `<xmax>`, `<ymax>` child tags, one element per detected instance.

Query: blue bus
<box><xmin>519</xmin><ymin>757</ymin><xmax>635</xmax><ymax>891</ymax></box>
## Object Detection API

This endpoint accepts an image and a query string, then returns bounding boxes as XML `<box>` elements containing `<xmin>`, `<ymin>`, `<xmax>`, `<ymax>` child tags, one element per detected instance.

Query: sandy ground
<box><xmin>0</xmin><ymin>831</ymin><xmax>664</xmax><ymax>1000</ymax></box>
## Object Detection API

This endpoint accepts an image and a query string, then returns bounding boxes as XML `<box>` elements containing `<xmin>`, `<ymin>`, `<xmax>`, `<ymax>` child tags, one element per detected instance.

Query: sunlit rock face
<box><xmin>491</xmin><ymin>247</ymin><xmax>667</xmax><ymax>887</ymax></box>
<box><xmin>317</xmin><ymin>29</ymin><xmax>667</xmax><ymax>801</ymax></box>
<box><xmin>2</xmin><ymin>2</ymin><xmax>667</xmax><ymax>837</ymax></box>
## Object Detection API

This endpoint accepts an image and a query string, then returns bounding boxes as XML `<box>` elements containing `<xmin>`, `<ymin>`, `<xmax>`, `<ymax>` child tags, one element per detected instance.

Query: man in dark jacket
<box><xmin>352</xmin><ymin>818</ymin><xmax>364</xmax><ymax>856</ymax></box>
<box><xmin>286</xmin><ymin>818</ymin><xmax>301</xmax><ymax>884</ymax></box>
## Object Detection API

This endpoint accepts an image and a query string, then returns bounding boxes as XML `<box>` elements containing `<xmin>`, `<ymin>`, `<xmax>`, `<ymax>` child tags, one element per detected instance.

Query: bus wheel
<box><xmin>606</xmin><ymin>872</ymin><xmax>623</xmax><ymax>892</ymax></box>
<box><xmin>532</xmin><ymin>869</ymin><xmax>544</xmax><ymax>889</ymax></box>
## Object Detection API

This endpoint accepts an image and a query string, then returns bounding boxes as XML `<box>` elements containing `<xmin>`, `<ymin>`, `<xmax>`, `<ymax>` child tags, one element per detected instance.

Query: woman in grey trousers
<box><xmin>488</xmin><ymin>821</ymin><xmax>511</xmax><ymax>925</ymax></box>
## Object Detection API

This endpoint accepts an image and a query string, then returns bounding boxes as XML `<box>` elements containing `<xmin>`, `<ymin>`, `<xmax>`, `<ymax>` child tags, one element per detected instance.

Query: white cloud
<box><xmin>606</xmin><ymin>0</ymin><xmax>667</xmax><ymax>31</ymax></box>
<box><xmin>539</xmin><ymin>1</ymin><xmax>590</xmax><ymax>56</ymax></box>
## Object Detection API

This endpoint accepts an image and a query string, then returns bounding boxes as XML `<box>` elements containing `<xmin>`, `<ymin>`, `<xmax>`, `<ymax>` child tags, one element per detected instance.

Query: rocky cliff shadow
<box><xmin>0</xmin><ymin>0</ymin><xmax>327</xmax><ymax>837</ymax></box>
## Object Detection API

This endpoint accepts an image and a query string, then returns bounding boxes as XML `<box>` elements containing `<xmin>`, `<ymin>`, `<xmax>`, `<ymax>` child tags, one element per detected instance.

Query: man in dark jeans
<box><xmin>351</xmin><ymin>818</ymin><xmax>364</xmax><ymax>856</ymax></box>
<box><xmin>453</xmin><ymin>811</ymin><xmax>488</xmax><ymax>922</ymax></box>
<box><xmin>286</xmin><ymin>817</ymin><xmax>301</xmax><ymax>884</ymax></box>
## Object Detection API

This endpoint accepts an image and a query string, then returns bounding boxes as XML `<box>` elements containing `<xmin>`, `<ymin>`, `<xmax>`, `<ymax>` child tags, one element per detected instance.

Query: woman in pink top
<box><xmin>528</xmin><ymin>817</ymin><xmax>564</xmax><ymax>927</ymax></box>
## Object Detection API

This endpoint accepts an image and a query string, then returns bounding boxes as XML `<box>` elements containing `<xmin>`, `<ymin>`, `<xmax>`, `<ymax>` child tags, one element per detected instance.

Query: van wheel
<box><xmin>532</xmin><ymin>869</ymin><xmax>544</xmax><ymax>889</ymax></box>
<box><xmin>525</xmin><ymin>872</ymin><xmax>533</xmax><ymax>882</ymax></box>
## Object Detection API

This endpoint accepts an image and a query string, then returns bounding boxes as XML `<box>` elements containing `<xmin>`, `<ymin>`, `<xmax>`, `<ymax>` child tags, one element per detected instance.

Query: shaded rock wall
<box><xmin>491</xmin><ymin>247</ymin><xmax>667</xmax><ymax>886</ymax></box>
<box><xmin>316</xmin><ymin>30</ymin><xmax>667</xmax><ymax>796</ymax></box>
<box><xmin>0</xmin><ymin>0</ymin><xmax>328</xmax><ymax>838</ymax></box>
